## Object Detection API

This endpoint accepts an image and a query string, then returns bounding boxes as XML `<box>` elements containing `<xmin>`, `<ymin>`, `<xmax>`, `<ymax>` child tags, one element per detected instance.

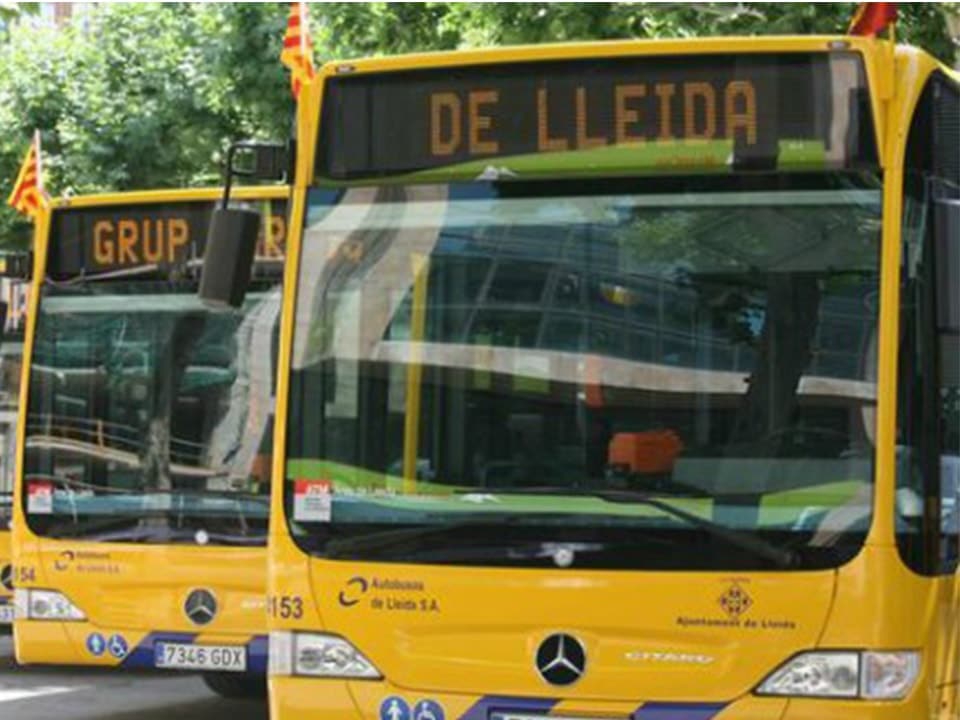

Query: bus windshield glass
<box><xmin>286</xmin><ymin>174</ymin><xmax>881</xmax><ymax>570</ymax></box>
<box><xmin>24</xmin><ymin>279</ymin><xmax>279</xmax><ymax>545</ymax></box>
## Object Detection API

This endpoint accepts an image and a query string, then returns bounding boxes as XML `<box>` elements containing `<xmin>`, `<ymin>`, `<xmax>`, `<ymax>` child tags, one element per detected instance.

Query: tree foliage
<box><xmin>0</xmin><ymin>3</ymin><xmax>290</xmax><ymax>246</ymax></box>
<box><xmin>0</xmin><ymin>2</ymin><xmax>955</xmax><ymax>247</ymax></box>
<box><xmin>313</xmin><ymin>3</ymin><xmax>958</xmax><ymax>62</ymax></box>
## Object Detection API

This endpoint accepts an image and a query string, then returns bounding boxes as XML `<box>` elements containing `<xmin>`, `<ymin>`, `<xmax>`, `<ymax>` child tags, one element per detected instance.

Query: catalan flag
<box><xmin>7</xmin><ymin>131</ymin><xmax>48</xmax><ymax>220</ymax></box>
<box><xmin>848</xmin><ymin>2</ymin><xmax>898</xmax><ymax>36</ymax></box>
<box><xmin>280</xmin><ymin>2</ymin><xmax>315</xmax><ymax>99</ymax></box>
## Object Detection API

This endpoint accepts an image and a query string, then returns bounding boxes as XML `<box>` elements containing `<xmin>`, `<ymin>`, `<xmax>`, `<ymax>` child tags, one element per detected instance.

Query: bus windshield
<box><xmin>24</xmin><ymin>278</ymin><xmax>279</xmax><ymax>545</ymax></box>
<box><xmin>286</xmin><ymin>174</ymin><xmax>881</xmax><ymax>570</ymax></box>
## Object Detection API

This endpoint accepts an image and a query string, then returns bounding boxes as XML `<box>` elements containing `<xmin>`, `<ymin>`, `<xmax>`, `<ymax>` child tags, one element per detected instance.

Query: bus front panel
<box><xmin>13</xmin><ymin>191</ymin><xmax>285</xmax><ymax>686</ymax></box>
<box><xmin>268</xmin><ymin>39</ymin><xmax>954</xmax><ymax>719</ymax></box>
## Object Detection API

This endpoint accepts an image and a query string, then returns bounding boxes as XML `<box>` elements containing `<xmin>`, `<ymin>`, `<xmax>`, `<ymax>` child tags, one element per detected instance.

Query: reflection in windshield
<box><xmin>0</xmin><ymin>325</ymin><xmax>22</xmax><ymax>525</ymax></box>
<box><xmin>24</xmin><ymin>280</ymin><xmax>279</xmax><ymax>544</ymax></box>
<box><xmin>286</xmin><ymin>176</ymin><xmax>881</xmax><ymax>570</ymax></box>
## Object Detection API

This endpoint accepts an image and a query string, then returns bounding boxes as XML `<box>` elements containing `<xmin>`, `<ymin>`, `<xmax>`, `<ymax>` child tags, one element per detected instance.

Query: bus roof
<box><xmin>50</xmin><ymin>185</ymin><xmax>289</xmax><ymax>211</ymax></box>
<box><xmin>318</xmin><ymin>35</ymin><xmax>945</xmax><ymax>78</ymax></box>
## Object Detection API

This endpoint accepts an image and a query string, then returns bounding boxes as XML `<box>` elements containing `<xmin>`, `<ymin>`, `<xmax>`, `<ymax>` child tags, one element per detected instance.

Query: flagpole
<box><xmin>299</xmin><ymin>1</ymin><xmax>307</xmax><ymax>57</ymax></box>
<box><xmin>33</xmin><ymin>130</ymin><xmax>43</xmax><ymax>195</ymax></box>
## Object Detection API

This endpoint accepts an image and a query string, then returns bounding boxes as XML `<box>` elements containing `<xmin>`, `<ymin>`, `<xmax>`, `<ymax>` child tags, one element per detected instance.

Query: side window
<box><xmin>934</xmin><ymin>78</ymin><xmax>960</xmax><ymax>573</ymax></box>
<box><xmin>896</xmin><ymin>75</ymin><xmax>960</xmax><ymax>575</ymax></box>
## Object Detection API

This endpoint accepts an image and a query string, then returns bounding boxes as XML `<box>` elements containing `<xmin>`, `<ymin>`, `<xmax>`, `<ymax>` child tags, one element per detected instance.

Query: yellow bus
<box><xmin>204</xmin><ymin>35</ymin><xmax>959</xmax><ymax>719</ymax></box>
<box><xmin>0</xmin><ymin>274</ymin><xmax>27</xmax><ymax>627</ymax></box>
<box><xmin>12</xmin><ymin>186</ymin><xmax>287</xmax><ymax>697</ymax></box>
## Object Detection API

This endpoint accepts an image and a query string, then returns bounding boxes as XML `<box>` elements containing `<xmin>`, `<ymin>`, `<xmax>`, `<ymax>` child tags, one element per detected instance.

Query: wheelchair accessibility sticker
<box><xmin>413</xmin><ymin>699</ymin><xmax>445</xmax><ymax>720</ymax></box>
<box><xmin>107</xmin><ymin>634</ymin><xmax>128</xmax><ymax>659</ymax></box>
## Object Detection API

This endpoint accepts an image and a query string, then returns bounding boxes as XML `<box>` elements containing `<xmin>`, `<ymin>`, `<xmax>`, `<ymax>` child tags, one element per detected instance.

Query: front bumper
<box><xmin>14</xmin><ymin>619</ymin><xmax>267</xmax><ymax>673</ymax></box>
<box><xmin>269</xmin><ymin>677</ymin><xmax>931</xmax><ymax>720</ymax></box>
<box><xmin>269</xmin><ymin>678</ymin><xmax>781</xmax><ymax>720</ymax></box>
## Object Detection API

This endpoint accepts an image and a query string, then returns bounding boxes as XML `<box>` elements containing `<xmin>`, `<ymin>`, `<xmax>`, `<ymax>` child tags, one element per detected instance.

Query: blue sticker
<box><xmin>107</xmin><ymin>634</ymin><xmax>128</xmax><ymax>659</ymax></box>
<box><xmin>380</xmin><ymin>697</ymin><xmax>411</xmax><ymax>720</ymax></box>
<box><xmin>86</xmin><ymin>633</ymin><xmax>106</xmax><ymax>657</ymax></box>
<box><xmin>413</xmin><ymin>700</ymin><xmax>445</xmax><ymax>720</ymax></box>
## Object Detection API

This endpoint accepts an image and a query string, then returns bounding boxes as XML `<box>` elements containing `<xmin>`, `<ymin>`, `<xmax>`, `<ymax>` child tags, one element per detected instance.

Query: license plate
<box><xmin>0</xmin><ymin>604</ymin><xmax>12</xmax><ymax>624</ymax></box>
<box><xmin>154</xmin><ymin>642</ymin><xmax>247</xmax><ymax>672</ymax></box>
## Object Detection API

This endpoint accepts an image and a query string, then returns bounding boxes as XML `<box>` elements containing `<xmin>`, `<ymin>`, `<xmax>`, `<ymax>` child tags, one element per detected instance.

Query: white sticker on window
<box><xmin>27</xmin><ymin>481</ymin><xmax>54</xmax><ymax>515</ymax></box>
<box><xmin>293</xmin><ymin>480</ymin><xmax>332</xmax><ymax>523</ymax></box>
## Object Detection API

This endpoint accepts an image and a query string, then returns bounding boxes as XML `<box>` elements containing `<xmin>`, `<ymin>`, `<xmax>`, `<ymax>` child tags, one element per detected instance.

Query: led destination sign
<box><xmin>48</xmin><ymin>199</ymin><xmax>286</xmax><ymax>280</ymax></box>
<box><xmin>319</xmin><ymin>52</ymin><xmax>877</xmax><ymax>180</ymax></box>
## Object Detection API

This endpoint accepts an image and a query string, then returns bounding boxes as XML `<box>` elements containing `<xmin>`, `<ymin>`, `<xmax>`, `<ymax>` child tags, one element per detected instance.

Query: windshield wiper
<box><xmin>45</xmin><ymin>515</ymin><xmax>147</xmax><ymax>540</ymax></box>
<box><xmin>467</xmin><ymin>487</ymin><xmax>796</xmax><ymax>568</ymax></box>
<box><xmin>324</xmin><ymin>496</ymin><xmax>794</xmax><ymax>568</ymax></box>
<box><xmin>323</xmin><ymin>512</ymin><xmax>572</xmax><ymax>559</ymax></box>
<box><xmin>36</xmin><ymin>476</ymin><xmax>268</xmax><ymax>540</ymax></box>
<box><xmin>45</xmin><ymin>514</ymin><xmax>265</xmax><ymax>544</ymax></box>
<box><xmin>140</xmin><ymin>488</ymin><xmax>269</xmax><ymax>505</ymax></box>
<box><xmin>91</xmin><ymin>524</ymin><xmax>266</xmax><ymax>545</ymax></box>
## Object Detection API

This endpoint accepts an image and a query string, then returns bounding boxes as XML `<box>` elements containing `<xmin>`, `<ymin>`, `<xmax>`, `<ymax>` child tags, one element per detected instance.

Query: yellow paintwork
<box><xmin>269</xmin><ymin>37</ymin><xmax>960</xmax><ymax>720</ymax></box>
<box><xmin>12</xmin><ymin>185</ymin><xmax>289</xmax><ymax>670</ymax></box>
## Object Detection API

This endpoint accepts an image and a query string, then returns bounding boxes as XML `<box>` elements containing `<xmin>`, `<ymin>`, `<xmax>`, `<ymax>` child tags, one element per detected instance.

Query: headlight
<box><xmin>757</xmin><ymin>651</ymin><xmax>859</xmax><ymax>698</ymax></box>
<box><xmin>269</xmin><ymin>631</ymin><xmax>381</xmax><ymax>679</ymax></box>
<box><xmin>14</xmin><ymin>589</ymin><xmax>86</xmax><ymax>621</ymax></box>
<box><xmin>757</xmin><ymin>650</ymin><xmax>919</xmax><ymax>700</ymax></box>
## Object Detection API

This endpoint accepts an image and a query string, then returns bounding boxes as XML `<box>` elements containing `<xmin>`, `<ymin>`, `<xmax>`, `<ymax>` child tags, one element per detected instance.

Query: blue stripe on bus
<box><xmin>632</xmin><ymin>702</ymin><xmax>728</xmax><ymax>720</ymax></box>
<box><xmin>459</xmin><ymin>695</ymin><xmax>557</xmax><ymax>720</ymax></box>
<box><xmin>120</xmin><ymin>632</ymin><xmax>197</xmax><ymax>669</ymax></box>
<box><xmin>247</xmin><ymin>634</ymin><xmax>269</xmax><ymax>673</ymax></box>
<box><xmin>456</xmin><ymin>696</ymin><xmax>727</xmax><ymax>720</ymax></box>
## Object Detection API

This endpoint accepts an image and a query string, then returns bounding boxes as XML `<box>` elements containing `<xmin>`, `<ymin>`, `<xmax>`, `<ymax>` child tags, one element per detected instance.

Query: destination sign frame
<box><xmin>318</xmin><ymin>52</ymin><xmax>877</xmax><ymax>181</ymax></box>
<box><xmin>47</xmin><ymin>198</ymin><xmax>287</xmax><ymax>280</ymax></box>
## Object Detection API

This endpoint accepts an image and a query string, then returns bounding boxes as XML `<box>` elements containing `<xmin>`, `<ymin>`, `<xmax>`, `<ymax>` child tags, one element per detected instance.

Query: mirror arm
<box><xmin>222</xmin><ymin>144</ymin><xmax>237</xmax><ymax>209</ymax></box>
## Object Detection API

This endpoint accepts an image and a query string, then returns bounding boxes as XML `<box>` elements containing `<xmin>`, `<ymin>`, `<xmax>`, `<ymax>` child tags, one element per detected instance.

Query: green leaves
<box><xmin>312</xmin><ymin>3</ymin><xmax>958</xmax><ymax>59</ymax></box>
<box><xmin>0</xmin><ymin>3</ymin><xmax>290</xmax><ymax>247</ymax></box>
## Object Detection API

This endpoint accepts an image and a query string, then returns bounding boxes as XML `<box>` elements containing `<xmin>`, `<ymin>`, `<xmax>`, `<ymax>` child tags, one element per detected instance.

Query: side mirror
<box><xmin>0</xmin><ymin>300</ymin><xmax>8</xmax><ymax>346</ymax></box>
<box><xmin>935</xmin><ymin>198</ymin><xmax>960</xmax><ymax>333</ymax></box>
<box><xmin>198</xmin><ymin>208</ymin><xmax>261</xmax><ymax>309</ymax></box>
<box><xmin>199</xmin><ymin>140</ymin><xmax>288</xmax><ymax>310</ymax></box>
<box><xmin>0</xmin><ymin>252</ymin><xmax>31</xmax><ymax>281</ymax></box>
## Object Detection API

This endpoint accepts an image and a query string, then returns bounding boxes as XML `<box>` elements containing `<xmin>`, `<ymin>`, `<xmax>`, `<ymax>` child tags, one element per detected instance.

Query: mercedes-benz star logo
<box><xmin>536</xmin><ymin>633</ymin><xmax>586</xmax><ymax>686</ymax></box>
<box><xmin>184</xmin><ymin>589</ymin><xmax>218</xmax><ymax>626</ymax></box>
<box><xmin>0</xmin><ymin>565</ymin><xmax>12</xmax><ymax>592</ymax></box>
